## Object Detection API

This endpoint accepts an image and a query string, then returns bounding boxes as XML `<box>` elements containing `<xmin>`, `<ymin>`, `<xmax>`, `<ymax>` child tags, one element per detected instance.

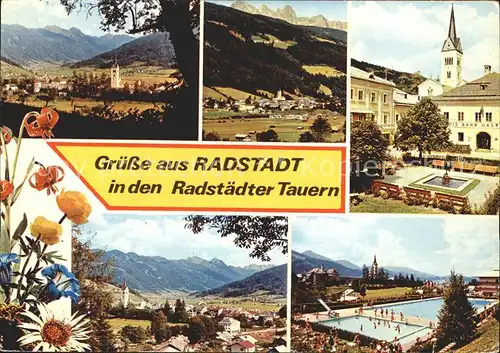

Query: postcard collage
<box><xmin>0</xmin><ymin>0</ymin><xmax>499</xmax><ymax>352</ymax></box>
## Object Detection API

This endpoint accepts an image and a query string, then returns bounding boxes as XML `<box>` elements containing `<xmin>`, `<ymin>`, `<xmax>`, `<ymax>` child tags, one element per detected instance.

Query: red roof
<box><xmin>233</xmin><ymin>340</ymin><xmax>255</xmax><ymax>349</ymax></box>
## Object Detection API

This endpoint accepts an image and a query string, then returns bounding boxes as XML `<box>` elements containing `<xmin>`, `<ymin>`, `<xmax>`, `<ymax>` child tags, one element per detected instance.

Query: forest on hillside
<box><xmin>351</xmin><ymin>58</ymin><xmax>427</xmax><ymax>94</ymax></box>
<box><xmin>204</xmin><ymin>2</ymin><xmax>346</xmax><ymax>103</ymax></box>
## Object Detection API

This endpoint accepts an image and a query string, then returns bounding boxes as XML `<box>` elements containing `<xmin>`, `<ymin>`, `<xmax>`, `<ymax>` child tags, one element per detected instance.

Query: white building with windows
<box><xmin>220</xmin><ymin>317</ymin><xmax>241</xmax><ymax>334</ymax></box>
<box><xmin>432</xmin><ymin>67</ymin><xmax>499</xmax><ymax>153</ymax></box>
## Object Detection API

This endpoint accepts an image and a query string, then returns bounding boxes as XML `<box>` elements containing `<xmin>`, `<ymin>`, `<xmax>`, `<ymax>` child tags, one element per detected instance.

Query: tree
<box><xmin>361</xmin><ymin>265</ymin><xmax>370</xmax><ymax>280</ymax></box>
<box><xmin>256</xmin><ymin>129</ymin><xmax>279</xmax><ymax>142</ymax></box>
<box><xmin>410</xmin><ymin>274</ymin><xmax>415</xmax><ymax>283</ymax></box>
<box><xmin>89</xmin><ymin>315</ymin><xmax>118</xmax><ymax>352</ymax></box>
<box><xmin>350</xmin><ymin>120</ymin><xmax>389</xmax><ymax>172</ymax></box>
<box><xmin>162</xmin><ymin>300</ymin><xmax>174</xmax><ymax>321</ymax></box>
<box><xmin>187</xmin><ymin>316</ymin><xmax>219</xmax><ymax>344</ymax></box>
<box><xmin>359</xmin><ymin>285</ymin><xmax>367</xmax><ymax>298</ymax></box>
<box><xmin>394</xmin><ymin>97</ymin><xmax>451</xmax><ymax>165</ymax></box>
<box><xmin>310</xmin><ymin>116</ymin><xmax>332</xmax><ymax>142</ymax></box>
<box><xmin>184</xmin><ymin>216</ymin><xmax>288</xmax><ymax>261</ymax></box>
<box><xmin>119</xmin><ymin>326</ymin><xmax>148</xmax><ymax>344</ymax></box>
<box><xmin>204</xmin><ymin>131</ymin><xmax>221</xmax><ymax>141</ymax></box>
<box><xmin>436</xmin><ymin>271</ymin><xmax>476</xmax><ymax>349</ymax></box>
<box><xmin>298</xmin><ymin>131</ymin><xmax>316</xmax><ymax>142</ymax></box>
<box><xmin>476</xmin><ymin>183</ymin><xmax>500</xmax><ymax>215</ymax></box>
<box><xmin>352</xmin><ymin>279</ymin><xmax>360</xmax><ymax>292</ymax></box>
<box><xmin>151</xmin><ymin>311</ymin><xmax>167</xmax><ymax>341</ymax></box>
<box><xmin>173</xmin><ymin>299</ymin><xmax>188</xmax><ymax>323</ymax></box>
<box><xmin>72</xmin><ymin>226</ymin><xmax>115</xmax><ymax>318</ymax></box>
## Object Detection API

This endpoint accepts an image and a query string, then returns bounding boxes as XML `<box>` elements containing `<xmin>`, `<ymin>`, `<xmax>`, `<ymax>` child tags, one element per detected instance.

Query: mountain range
<box><xmin>100</xmin><ymin>249</ymin><xmax>275</xmax><ymax>293</ymax></box>
<box><xmin>293</xmin><ymin>250</ymin><xmax>444</xmax><ymax>280</ymax></box>
<box><xmin>204</xmin><ymin>2</ymin><xmax>347</xmax><ymax>101</ymax></box>
<box><xmin>198</xmin><ymin>264</ymin><xmax>287</xmax><ymax>297</ymax></box>
<box><xmin>70</xmin><ymin>32</ymin><xmax>177</xmax><ymax>68</ymax></box>
<box><xmin>230</xmin><ymin>0</ymin><xmax>347</xmax><ymax>31</ymax></box>
<box><xmin>0</xmin><ymin>24</ymin><xmax>134</xmax><ymax>66</ymax></box>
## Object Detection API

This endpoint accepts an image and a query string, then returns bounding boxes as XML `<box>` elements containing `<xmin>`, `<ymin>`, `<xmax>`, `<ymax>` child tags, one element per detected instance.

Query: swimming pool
<box><xmin>367</xmin><ymin>297</ymin><xmax>495</xmax><ymax>322</ymax></box>
<box><xmin>320</xmin><ymin>316</ymin><xmax>429</xmax><ymax>342</ymax></box>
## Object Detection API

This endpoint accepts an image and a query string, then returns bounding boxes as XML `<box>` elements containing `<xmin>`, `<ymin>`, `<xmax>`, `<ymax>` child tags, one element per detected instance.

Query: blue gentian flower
<box><xmin>0</xmin><ymin>253</ymin><xmax>20</xmax><ymax>285</ymax></box>
<box><xmin>40</xmin><ymin>263</ymin><xmax>80</xmax><ymax>303</ymax></box>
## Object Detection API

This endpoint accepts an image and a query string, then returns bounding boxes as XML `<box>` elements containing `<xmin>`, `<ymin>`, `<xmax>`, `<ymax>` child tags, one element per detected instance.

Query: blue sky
<box><xmin>81</xmin><ymin>214</ymin><xmax>287</xmax><ymax>267</ymax></box>
<box><xmin>351</xmin><ymin>1</ymin><xmax>499</xmax><ymax>80</ymax></box>
<box><xmin>293</xmin><ymin>215</ymin><xmax>499</xmax><ymax>277</ymax></box>
<box><xmin>210</xmin><ymin>0</ymin><xmax>347</xmax><ymax>21</ymax></box>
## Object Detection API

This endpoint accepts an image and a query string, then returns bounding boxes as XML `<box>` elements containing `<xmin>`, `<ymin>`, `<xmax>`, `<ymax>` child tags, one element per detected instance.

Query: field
<box><xmin>326</xmin><ymin>286</ymin><xmax>349</xmax><ymax>296</ymax></box>
<box><xmin>6</xmin><ymin>96</ymin><xmax>157</xmax><ymax>115</ymax></box>
<box><xmin>302</xmin><ymin>65</ymin><xmax>345</xmax><ymax>77</ymax></box>
<box><xmin>203</xmin><ymin>110</ymin><xmax>345</xmax><ymax>142</ymax></box>
<box><xmin>363</xmin><ymin>287</ymin><xmax>413</xmax><ymax>300</ymax></box>
<box><xmin>3</xmin><ymin>61</ymin><xmax>177</xmax><ymax>86</ymax></box>
<box><xmin>351</xmin><ymin>195</ymin><xmax>447</xmax><ymax>214</ymax></box>
<box><xmin>206</xmin><ymin>86</ymin><xmax>261</xmax><ymax>101</ymax></box>
<box><xmin>108</xmin><ymin>318</ymin><xmax>151</xmax><ymax>332</ymax></box>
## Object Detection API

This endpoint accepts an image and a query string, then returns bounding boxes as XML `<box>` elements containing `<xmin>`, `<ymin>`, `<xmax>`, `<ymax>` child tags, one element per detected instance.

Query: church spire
<box><xmin>442</xmin><ymin>4</ymin><xmax>462</xmax><ymax>53</ymax></box>
<box><xmin>373</xmin><ymin>255</ymin><xmax>377</xmax><ymax>266</ymax></box>
<box><xmin>448</xmin><ymin>4</ymin><xmax>457</xmax><ymax>42</ymax></box>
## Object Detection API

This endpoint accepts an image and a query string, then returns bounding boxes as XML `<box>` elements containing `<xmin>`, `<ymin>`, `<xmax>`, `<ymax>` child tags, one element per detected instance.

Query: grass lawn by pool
<box><xmin>108</xmin><ymin>318</ymin><xmax>151</xmax><ymax>332</ymax></box>
<box><xmin>363</xmin><ymin>287</ymin><xmax>413</xmax><ymax>300</ymax></box>
<box><xmin>455</xmin><ymin>320</ymin><xmax>499</xmax><ymax>353</ymax></box>
<box><xmin>351</xmin><ymin>195</ymin><xmax>447</xmax><ymax>214</ymax></box>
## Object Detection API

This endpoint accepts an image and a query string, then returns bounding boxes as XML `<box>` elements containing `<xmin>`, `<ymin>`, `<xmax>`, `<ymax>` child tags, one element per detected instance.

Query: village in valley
<box><xmin>202</xmin><ymin>1</ymin><xmax>347</xmax><ymax>143</ymax></box>
<box><xmin>72</xmin><ymin>214</ymin><xmax>289</xmax><ymax>352</ymax></box>
<box><xmin>349</xmin><ymin>2</ymin><xmax>499</xmax><ymax>216</ymax></box>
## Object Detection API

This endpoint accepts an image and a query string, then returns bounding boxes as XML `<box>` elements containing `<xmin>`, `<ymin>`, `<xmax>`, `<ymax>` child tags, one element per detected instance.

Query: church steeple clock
<box><xmin>441</xmin><ymin>4</ymin><xmax>463</xmax><ymax>88</ymax></box>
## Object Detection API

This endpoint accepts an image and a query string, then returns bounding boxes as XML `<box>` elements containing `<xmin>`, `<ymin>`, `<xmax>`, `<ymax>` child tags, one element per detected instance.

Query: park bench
<box><xmin>474</xmin><ymin>164</ymin><xmax>498</xmax><ymax>176</ymax></box>
<box><xmin>372</xmin><ymin>180</ymin><xmax>401</xmax><ymax>198</ymax></box>
<box><xmin>432</xmin><ymin>160</ymin><xmax>445</xmax><ymax>169</ymax></box>
<box><xmin>435</xmin><ymin>192</ymin><xmax>468</xmax><ymax>209</ymax></box>
<box><xmin>403</xmin><ymin>186</ymin><xmax>433</xmax><ymax>202</ymax></box>
<box><xmin>452</xmin><ymin>161</ymin><xmax>475</xmax><ymax>173</ymax></box>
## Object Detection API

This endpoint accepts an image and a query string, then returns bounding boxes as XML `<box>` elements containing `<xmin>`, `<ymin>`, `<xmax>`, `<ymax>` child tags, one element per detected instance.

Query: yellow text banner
<box><xmin>48</xmin><ymin>142</ymin><xmax>346</xmax><ymax>213</ymax></box>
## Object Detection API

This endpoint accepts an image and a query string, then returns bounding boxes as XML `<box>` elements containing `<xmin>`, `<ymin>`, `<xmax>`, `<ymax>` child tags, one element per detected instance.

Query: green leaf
<box><xmin>12</xmin><ymin>213</ymin><xmax>28</xmax><ymax>241</ymax></box>
<box><xmin>0</xmin><ymin>218</ymin><xmax>9</xmax><ymax>253</ymax></box>
<box><xmin>11</xmin><ymin>158</ymin><xmax>36</xmax><ymax>205</ymax></box>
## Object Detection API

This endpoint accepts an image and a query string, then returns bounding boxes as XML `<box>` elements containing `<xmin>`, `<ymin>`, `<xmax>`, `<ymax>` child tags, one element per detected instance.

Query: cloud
<box><xmin>350</xmin><ymin>1</ymin><xmax>499</xmax><ymax>80</ymax></box>
<box><xmin>83</xmin><ymin>214</ymin><xmax>287</xmax><ymax>267</ymax></box>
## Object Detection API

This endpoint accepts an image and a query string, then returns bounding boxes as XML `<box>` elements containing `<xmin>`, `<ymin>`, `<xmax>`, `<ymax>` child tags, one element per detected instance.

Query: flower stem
<box><xmin>59</xmin><ymin>214</ymin><xmax>67</xmax><ymax>224</ymax></box>
<box><xmin>17</xmin><ymin>234</ymin><xmax>40</xmax><ymax>302</ymax></box>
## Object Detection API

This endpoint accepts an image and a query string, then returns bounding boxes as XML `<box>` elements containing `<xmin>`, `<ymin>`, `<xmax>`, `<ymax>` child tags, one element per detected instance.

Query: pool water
<box><xmin>424</xmin><ymin>176</ymin><xmax>467</xmax><ymax>189</ymax></box>
<box><xmin>368</xmin><ymin>298</ymin><xmax>494</xmax><ymax>322</ymax></box>
<box><xmin>320</xmin><ymin>316</ymin><xmax>427</xmax><ymax>342</ymax></box>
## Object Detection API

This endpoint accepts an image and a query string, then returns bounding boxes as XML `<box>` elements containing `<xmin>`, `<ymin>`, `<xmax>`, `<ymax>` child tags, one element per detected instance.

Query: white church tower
<box><xmin>110</xmin><ymin>55</ymin><xmax>121</xmax><ymax>89</ymax></box>
<box><xmin>441</xmin><ymin>4</ymin><xmax>463</xmax><ymax>88</ymax></box>
<box><xmin>121</xmin><ymin>279</ymin><xmax>129</xmax><ymax>308</ymax></box>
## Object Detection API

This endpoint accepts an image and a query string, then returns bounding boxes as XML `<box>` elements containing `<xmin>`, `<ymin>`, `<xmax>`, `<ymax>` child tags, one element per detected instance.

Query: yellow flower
<box><xmin>56</xmin><ymin>190</ymin><xmax>92</xmax><ymax>224</ymax></box>
<box><xmin>30</xmin><ymin>216</ymin><xmax>63</xmax><ymax>246</ymax></box>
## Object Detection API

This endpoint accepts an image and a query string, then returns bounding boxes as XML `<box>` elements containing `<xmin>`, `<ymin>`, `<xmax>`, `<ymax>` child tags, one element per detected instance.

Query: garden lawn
<box><xmin>108</xmin><ymin>318</ymin><xmax>151</xmax><ymax>332</ymax></box>
<box><xmin>351</xmin><ymin>195</ymin><xmax>446</xmax><ymax>214</ymax></box>
<box><xmin>363</xmin><ymin>287</ymin><xmax>412</xmax><ymax>300</ymax></box>
<box><xmin>454</xmin><ymin>320</ymin><xmax>499</xmax><ymax>353</ymax></box>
